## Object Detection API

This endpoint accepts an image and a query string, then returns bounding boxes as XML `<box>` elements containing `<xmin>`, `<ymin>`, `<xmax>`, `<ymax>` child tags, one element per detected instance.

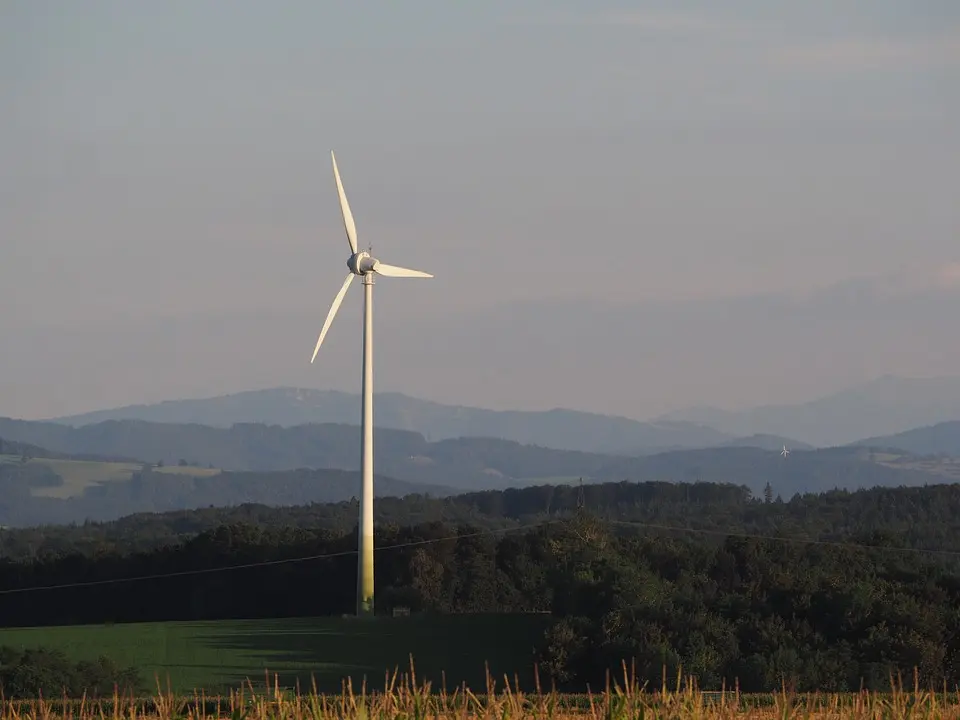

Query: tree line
<box><xmin>3</xmin><ymin>479</ymin><xmax>959</xmax><ymax>562</ymax></box>
<box><xmin>0</xmin><ymin>646</ymin><xmax>141</xmax><ymax>699</ymax></box>
<box><xmin>1</xmin><ymin>482</ymin><xmax>959</xmax><ymax>692</ymax></box>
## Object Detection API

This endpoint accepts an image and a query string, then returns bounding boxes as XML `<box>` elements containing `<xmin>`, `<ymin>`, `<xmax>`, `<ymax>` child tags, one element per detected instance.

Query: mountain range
<box><xmin>1</xmin><ymin>372</ymin><xmax>959</xmax><ymax>527</ymax></box>
<box><xmin>48</xmin><ymin>387</ymin><xmax>733</xmax><ymax>455</ymax></box>
<box><xmin>47</xmin><ymin>374</ymin><xmax>960</xmax><ymax>451</ymax></box>
<box><xmin>657</xmin><ymin>375</ymin><xmax>960</xmax><ymax>447</ymax></box>
<box><xmin>852</xmin><ymin>420</ymin><xmax>960</xmax><ymax>457</ymax></box>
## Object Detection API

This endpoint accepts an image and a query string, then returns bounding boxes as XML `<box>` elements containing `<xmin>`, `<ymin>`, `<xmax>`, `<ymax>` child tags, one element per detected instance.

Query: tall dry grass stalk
<box><xmin>2</xmin><ymin>660</ymin><xmax>959</xmax><ymax>719</ymax></box>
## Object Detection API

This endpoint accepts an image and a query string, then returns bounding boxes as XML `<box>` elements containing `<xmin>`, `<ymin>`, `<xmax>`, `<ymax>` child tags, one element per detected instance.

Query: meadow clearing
<box><xmin>0</xmin><ymin>614</ymin><xmax>550</xmax><ymax>695</ymax></box>
<box><xmin>6</xmin><ymin>615</ymin><xmax>958</xmax><ymax>718</ymax></box>
<box><xmin>0</xmin><ymin>455</ymin><xmax>220</xmax><ymax>499</ymax></box>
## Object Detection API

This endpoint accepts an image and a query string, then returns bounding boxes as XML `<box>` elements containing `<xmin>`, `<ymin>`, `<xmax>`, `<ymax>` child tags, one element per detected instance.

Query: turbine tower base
<box><xmin>358</xmin><ymin>271</ymin><xmax>375</xmax><ymax>617</ymax></box>
<box><xmin>309</xmin><ymin>153</ymin><xmax>431</xmax><ymax>619</ymax></box>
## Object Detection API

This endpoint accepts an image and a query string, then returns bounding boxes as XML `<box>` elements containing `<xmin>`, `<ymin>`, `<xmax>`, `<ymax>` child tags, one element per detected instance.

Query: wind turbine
<box><xmin>781</xmin><ymin>444</ymin><xmax>790</xmax><ymax>458</ymax></box>
<box><xmin>309</xmin><ymin>151</ymin><xmax>433</xmax><ymax>617</ymax></box>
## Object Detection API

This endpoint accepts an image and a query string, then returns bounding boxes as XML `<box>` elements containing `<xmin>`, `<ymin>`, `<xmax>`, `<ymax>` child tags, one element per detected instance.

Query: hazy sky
<box><xmin>2</xmin><ymin>0</ymin><xmax>959</xmax><ymax>420</ymax></box>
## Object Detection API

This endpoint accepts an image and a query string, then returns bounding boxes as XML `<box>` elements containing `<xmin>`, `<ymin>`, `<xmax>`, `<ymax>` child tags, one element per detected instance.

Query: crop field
<box><xmin>0</xmin><ymin>455</ymin><xmax>221</xmax><ymax>498</ymax></box>
<box><xmin>3</xmin><ymin>671</ymin><xmax>959</xmax><ymax>719</ymax></box>
<box><xmin>0</xmin><ymin>614</ymin><xmax>550</xmax><ymax>695</ymax></box>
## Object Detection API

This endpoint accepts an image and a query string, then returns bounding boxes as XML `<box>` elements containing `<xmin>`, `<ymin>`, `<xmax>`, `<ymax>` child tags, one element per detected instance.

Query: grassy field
<box><xmin>0</xmin><ymin>614</ymin><xmax>550</xmax><ymax>695</ymax></box>
<box><xmin>0</xmin><ymin>455</ymin><xmax>220</xmax><ymax>498</ymax></box>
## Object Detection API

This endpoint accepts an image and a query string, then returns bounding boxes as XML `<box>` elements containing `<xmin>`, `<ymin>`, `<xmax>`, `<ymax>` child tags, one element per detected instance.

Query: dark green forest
<box><xmin>1</xmin><ymin>480</ymin><xmax>959</xmax><ymax>692</ymax></box>
<box><xmin>3</xmin><ymin>479</ymin><xmax>958</xmax><ymax>561</ymax></box>
<box><xmin>0</xmin><ymin>646</ymin><xmax>141</xmax><ymax>699</ymax></box>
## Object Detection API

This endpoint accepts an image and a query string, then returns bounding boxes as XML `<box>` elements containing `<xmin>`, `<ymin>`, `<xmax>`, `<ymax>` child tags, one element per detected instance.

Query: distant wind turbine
<box><xmin>781</xmin><ymin>444</ymin><xmax>790</xmax><ymax>458</ymax></box>
<box><xmin>309</xmin><ymin>151</ymin><xmax>433</xmax><ymax>617</ymax></box>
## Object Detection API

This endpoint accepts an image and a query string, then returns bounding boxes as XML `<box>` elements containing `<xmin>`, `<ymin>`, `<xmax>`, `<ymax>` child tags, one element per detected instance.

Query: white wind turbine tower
<box><xmin>309</xmin><ymin>151</ymin><xmax>433</xmax><ymax>617</ymax></box>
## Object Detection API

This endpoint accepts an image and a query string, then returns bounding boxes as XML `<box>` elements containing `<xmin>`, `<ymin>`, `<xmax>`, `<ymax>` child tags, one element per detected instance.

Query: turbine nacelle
<box><xmin>346</xmin><ymin>251</ymin><xmax>431</xmax><ymax>278</ymax></box>
<box><xmin>347</xmin><ymin>251</ymin><xmax>378</xmax><ymax>276</ymax></box>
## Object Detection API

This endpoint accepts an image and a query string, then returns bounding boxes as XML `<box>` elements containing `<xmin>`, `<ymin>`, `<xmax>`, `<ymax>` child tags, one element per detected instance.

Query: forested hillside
<box><xmin>0</xmin><ymin>466</ymin><xmax>455</xmax><ymax>528</ymax></box>
<box><xmin>3</xmin><ymin>479</ymin><xmax>958</xmax><ymax>561</ymax></box>
<box><xmin>2</xmin><ymin>417</ymin><xmax>958</xmax><ymax>528</ymax></box>
<box><xmin>1</xmin><ymin>480</ymin><xmax>959</xmax><ymax>692</ymax></box>
<box><xmin>0</xmin><ymin>419</ymin><xmax>617</xmax><ymax>487</ymax></box>
<box><xmin>602</xmin><ymin>445</ymin><xmax>948</xmax><ymax>495</ymax></box>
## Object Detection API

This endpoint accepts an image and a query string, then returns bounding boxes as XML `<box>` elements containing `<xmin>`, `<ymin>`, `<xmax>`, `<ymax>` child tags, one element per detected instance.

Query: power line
<box><xmin>0</xmin><ymin>520</ymin><xmax>560</xmax><ymax>597</ymax></box>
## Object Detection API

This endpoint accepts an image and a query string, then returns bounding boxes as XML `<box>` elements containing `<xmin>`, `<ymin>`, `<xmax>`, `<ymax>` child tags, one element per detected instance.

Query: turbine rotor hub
<box><xmin>347</xmin><ymin>251</ymin><xmax>378</xmax><ymax>275</ymax></box>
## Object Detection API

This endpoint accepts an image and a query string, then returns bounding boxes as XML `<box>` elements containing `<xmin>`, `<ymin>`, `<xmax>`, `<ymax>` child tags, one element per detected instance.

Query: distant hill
<box><xmin>852</xmin><ymin>420</ymin><xmax>960</xmax><ymax>457</ymax></box>
<box><xmin>0</xmin><ymin>464</ymin><xmax>457</xmax><ymax>528</ymax></box>
<box><xmin>0</xmin><ymin>436</ymin><xmax>137</xmax><ymax>464</ymax></box>
<box><xmin>0</xmin><ymin>417</ymin><xmax>955</xmax><ymax>527</ymax></box>
<box><xmin>0</xmin><ymin>417</ymin><xmax>624</xmax><ymax>491</ymax></box>
<box><xmin>0</xmin><ymin>437</ymin><xmax>61</xmax><ymax>460</ymax></box>
<box><xmin>598</xmin><ymin>445</ymin><xmax>949</xmax><ymax>498</ymax></box>
<box><xmin>658</xmin><ymin>375</ymin><xmax>960</xmax><ymax>447</ymax></box>
<box><xmin>47</xmin><ymin>387</ymin><xmax>732</xmax><ymax>455</ymax></box>
<box><xmin>0</xmin><ymin>445</ymin><xmax>951</xmax><ymax>529</ymax></box>
<box><xmin>719</xmin><ymin>434</ymin><xmax>813</xmax><ymax>451</ymax></box>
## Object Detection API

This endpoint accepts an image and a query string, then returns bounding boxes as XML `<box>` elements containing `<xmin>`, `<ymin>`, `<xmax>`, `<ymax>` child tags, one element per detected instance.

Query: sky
<box><xmin>2</xmin><ymin>0</ymin><xmax>959</xmax><ymax>420</ymax></box>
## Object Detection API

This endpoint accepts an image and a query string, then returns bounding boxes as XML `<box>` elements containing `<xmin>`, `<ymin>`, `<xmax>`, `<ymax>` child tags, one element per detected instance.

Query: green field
<box><xmin>0</xmin><ymin>614</ymin><xmax>551</xmax><ymax>695</ymax></box>
<box><xmin>0</xmin><ymin>455</ymin><xmax>221</xmax><ymax>498</ymax></box>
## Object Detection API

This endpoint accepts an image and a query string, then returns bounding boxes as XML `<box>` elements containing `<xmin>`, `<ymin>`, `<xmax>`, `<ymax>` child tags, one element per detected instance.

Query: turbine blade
<box><xmin>373</xmin><ymin>262</ymin><xmax>433</xmax><ymax>278</ymax></box>
<box><xmin>310</xmin><ymin>273</ymin><xmax>355</xmax><ymax>363</ymax></box>
<box><xmin>331</xmin><ymin>151</ymin><xmax>358</xmax><ymax>254</ymax></box>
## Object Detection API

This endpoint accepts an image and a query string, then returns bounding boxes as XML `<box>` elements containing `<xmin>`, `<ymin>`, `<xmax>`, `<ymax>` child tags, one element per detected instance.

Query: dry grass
<box><xmin>3</xmin><ymin>661</ymin><xmax>960</xmax><ymax>719</ymax></box>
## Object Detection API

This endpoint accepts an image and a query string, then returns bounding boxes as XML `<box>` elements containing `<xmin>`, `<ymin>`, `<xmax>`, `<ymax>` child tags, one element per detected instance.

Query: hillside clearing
<box><xmin>868</xmin><ymin>450</ymin><xmax>960</xmax><ymax>481</ymax></box>
<box><xmin>0</xmin><ymin>455</ymin><xmax>221</xmax><ymax>498</ymax></box>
